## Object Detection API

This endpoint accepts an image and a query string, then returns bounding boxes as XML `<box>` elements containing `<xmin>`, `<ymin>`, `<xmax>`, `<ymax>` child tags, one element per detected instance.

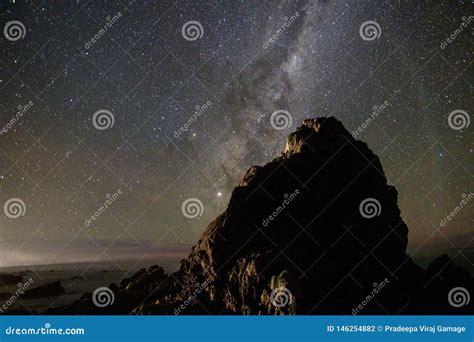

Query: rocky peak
<box><xmin>284</xmin><ymin>117</ymin><xmax>352</xmax><ymax>154</ymax></box>
<box><xmin>52</xmin><ymin>117</ymin><xmax>472</xmax><ymax>315</ymax></box>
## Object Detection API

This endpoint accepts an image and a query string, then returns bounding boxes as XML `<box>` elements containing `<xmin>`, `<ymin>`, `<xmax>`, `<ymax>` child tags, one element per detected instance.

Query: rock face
<box><xmin>54</xmin><ymin>117</ymin><xmax>473</xmax><ymax>315</ymax></box>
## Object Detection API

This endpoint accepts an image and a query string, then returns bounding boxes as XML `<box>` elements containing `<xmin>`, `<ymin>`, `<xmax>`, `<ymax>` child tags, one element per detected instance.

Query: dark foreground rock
<box><xmin>47</xmin><ymin>266</ymin><xmax>173</xmax><ymax>314</ymax></box>
<box><xmin>0</xmin><ymin>273</ymin><xmax>23</xmax><ymax>285</ymax></box>
<box><xmin>24</xmin><ymin>281</ymin><xmax>65</xmax><ymax>298</ymax></box>
<box><xmin>51</xmin><ymin>118</ymin><xmax>473</xmax><ymax>315</ymax></box>
<box><xmin>0</xmin><ymin>292</ymin><xmax>14</xmax><ymax>300</ymax></box>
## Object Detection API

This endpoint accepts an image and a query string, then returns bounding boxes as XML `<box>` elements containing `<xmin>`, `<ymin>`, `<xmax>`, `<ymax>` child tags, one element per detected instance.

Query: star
<box><xmin>0</xmin><ymin>0</ymin><xmax>470</xmax><ymax>267</ymax></box>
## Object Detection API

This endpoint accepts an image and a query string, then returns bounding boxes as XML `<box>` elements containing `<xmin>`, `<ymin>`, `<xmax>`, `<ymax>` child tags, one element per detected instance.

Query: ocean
<box><xmin>0</xmin><ymin>257</ymin><xmax>182</xmax><ymax>313</ymax></box>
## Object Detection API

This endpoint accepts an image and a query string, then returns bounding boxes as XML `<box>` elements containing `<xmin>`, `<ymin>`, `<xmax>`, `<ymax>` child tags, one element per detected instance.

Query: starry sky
<box><xmin>0</xmin><ymin>0</ymin><xmax>472</xmax><ymax>268</ymax></box>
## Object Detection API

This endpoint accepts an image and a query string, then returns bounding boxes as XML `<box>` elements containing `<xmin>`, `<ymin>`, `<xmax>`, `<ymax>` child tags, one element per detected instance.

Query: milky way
<box><xmin>0</xmin><ymin>0</ymin><xmax>472</xmax><ymax>267</ymax></box>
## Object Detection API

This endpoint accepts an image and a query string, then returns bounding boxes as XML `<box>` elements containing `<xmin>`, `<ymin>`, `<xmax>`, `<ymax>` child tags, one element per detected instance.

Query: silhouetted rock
<box><xmin>427</xmin><ymin>254</ymin><xmax>471</xmax><ymax>282</ymax></box>
<box><xmin>0</xmin><ymin>273</ymin><xmax>23</xmax><ymax>285</ymax></box>
<box><xmin>0</xmin><ymin>292</ymin><xmax>13</xmax><ymax>300</ymax></box>
<box><xmin>48</xmin><ymin>265</ymin><xmax>172</xmax><ymax>314</ymax></box>
<box><xmin>24</xmin><ymin>281</ymin><xmax>65</xmax><ymax>298</ymax></box>
<box><xmin>55</xmin><ymin>117</ymin><xmax>473</xmax><ymax>315</ymax></box>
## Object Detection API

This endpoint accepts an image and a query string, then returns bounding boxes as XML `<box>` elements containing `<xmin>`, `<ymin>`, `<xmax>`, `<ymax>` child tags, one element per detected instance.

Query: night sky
<box><xmin>0</xmin><ymin>0</ymin><xmax>472</xmax><ymax>268</ymax></box>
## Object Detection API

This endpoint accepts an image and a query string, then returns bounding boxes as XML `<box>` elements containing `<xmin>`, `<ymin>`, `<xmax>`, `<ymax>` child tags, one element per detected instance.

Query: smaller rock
<box><xmin>23</xmin><ymin>281</ymin><xmax>65</xmax><ymax>298</ymax></box>
<box><xmin>0</xmin><ymin>292</ymin><xmax>13</xmax><ymax>300</ymax></box>
<box><xmin>0</xmin><ymin>273</ymin><xmax>23</xmax><ymax>285</ymax></box>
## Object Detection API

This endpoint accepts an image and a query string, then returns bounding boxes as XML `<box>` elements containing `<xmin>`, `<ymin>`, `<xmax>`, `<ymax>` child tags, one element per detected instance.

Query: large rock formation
<box><xmin>51</xmin><ymin>117</ymin><xmax>472</xmax><ymax>315</ymax></box>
